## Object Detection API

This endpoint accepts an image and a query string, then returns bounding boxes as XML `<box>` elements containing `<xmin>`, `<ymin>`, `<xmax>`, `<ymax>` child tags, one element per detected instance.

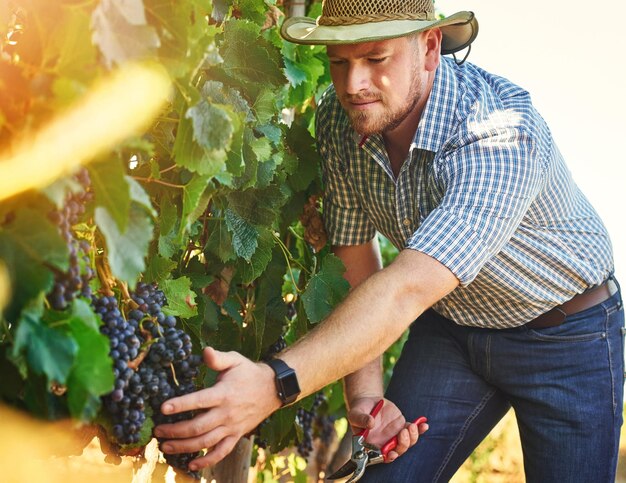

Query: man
<box><xmin>155</xmin><ymin>1</ymin><xmax>624</xmax><ymax>481</ymax></box>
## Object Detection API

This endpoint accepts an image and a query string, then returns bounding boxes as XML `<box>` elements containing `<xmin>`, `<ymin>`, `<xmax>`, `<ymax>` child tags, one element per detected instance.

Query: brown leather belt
<box><xmin>525</xmin><ymin>279</ymin><xmax>617</xmax><ymax>329</ymax></box>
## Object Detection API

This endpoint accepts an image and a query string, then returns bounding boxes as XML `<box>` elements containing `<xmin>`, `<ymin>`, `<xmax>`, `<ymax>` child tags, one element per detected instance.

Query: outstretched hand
<box><xmin>154</xmin><ymin>347</ymin><xmax>282</xmax><ymax>470</ymax></box>
<box><xmin>348</xmin><ymin>397</ymin><xmax>429</xmax><ymax>463</ymax></box>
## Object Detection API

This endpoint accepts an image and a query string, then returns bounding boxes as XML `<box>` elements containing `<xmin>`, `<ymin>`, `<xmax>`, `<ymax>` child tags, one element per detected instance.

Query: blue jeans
<box><xmin>362</xmin><ymin>289</ymin><xmax>624</xmax><ymax>483</ymax></box>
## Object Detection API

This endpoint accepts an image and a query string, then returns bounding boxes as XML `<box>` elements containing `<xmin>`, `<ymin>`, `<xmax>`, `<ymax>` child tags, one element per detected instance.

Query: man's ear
<box><xmin>423</xmin><ymin>28</ymin><xmax>442</xmax><ymax>72</ymax></box>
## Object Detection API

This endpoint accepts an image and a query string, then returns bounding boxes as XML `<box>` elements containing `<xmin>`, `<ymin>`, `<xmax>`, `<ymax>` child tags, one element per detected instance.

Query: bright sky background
<box><xmin>436</xmin><ymin>0</ymin><xmax>626</xmax><ymax>282</ymax></box>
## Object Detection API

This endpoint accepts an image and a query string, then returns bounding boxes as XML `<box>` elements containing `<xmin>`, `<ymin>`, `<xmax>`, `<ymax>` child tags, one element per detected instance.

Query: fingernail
<box><xmin>162</xmin><ymin>444</ymin><xmax>173</xmax><ymax>453</ymax></box>
<box><xmin>189</xmin><ymin>464</ymin><xmax>197</xmax><ymax>471</ymax></box>
<box><xmin>162</xmin><ymin>404</ymin><xmax>173</xmax><ymax>414</ymax></box>
<box><xmin>153</xmin><ymin>428</ymin><xmax>163</xmax><ymax>437</ymax></box>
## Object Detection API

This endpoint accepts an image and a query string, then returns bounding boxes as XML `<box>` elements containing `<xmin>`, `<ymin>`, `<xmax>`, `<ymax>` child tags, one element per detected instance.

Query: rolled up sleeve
<box><xmin>407</xmin><ymin>127</ymin><xmax>545</xmax><ymax>286</ymax></box>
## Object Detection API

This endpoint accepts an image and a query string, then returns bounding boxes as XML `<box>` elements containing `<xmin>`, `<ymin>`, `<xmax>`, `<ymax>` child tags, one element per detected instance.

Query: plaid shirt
<box><xmin>316</xmin><ymin>56</ymin><xmax>614</xmax><ymax>328</ymax></box>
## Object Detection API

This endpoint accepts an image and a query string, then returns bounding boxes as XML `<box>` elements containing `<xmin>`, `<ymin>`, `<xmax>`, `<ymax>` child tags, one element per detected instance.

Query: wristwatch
<box><xmin>264</xmin><ymin>358</ymin><xmax>301</xmax><ymax>406</ymax></box>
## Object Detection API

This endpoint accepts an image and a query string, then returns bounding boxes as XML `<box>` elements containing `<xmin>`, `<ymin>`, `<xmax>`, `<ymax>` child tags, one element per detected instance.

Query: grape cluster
<box><xmin>95</xmin><ymin>294</ymin><xmax>144</xmax><ymax>445</ymax></box>
<box><xmin>261</xmin><ymin>335</ymin><xmax>287</xmax><ymax>361</ymax></box>
<box><xmin>296</xmin><ymin>392</ymin><xmax>327</xmax><ymax>459</ymax></box>
<box><xmin>95</xmin><ymin>282</ymin><xmax>203</xmax><ymax>478</ymax></box>
<box><xmin>47</xmin><ymin>168</ymin><xmax>94</xmax><ymax>310</ymax></box>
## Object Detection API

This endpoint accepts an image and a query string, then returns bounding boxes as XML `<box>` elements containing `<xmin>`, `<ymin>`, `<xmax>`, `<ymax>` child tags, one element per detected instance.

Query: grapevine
<box><xmin>0</xmin><ymin>0</ymin><xmax>360</xmax><ymax>480</ymax></box>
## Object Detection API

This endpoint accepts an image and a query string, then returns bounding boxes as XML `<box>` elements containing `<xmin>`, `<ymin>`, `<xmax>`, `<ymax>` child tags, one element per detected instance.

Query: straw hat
<box><xmin>281</xmin><ymin>0</ymin><xmax>478</xmax><ymax>55</ymax></box>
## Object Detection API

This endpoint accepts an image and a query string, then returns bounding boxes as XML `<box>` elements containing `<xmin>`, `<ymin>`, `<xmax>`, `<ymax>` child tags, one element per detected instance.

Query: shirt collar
<box><xmin>412</xmin><ymin>57</ymin><xmax>459</xmax><ymax>153</ymax></box>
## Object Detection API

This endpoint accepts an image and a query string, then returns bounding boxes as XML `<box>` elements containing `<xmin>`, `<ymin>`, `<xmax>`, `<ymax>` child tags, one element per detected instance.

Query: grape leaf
<box><xmin>173</xmin><ymin>113</ymin><xmax>229</xmax><ymax>177</ymax></box>
<box><xmin>66</xmin><ymin>300</ymin><xmax>114</xmax><ymax>420</ymax></box>
<box><xmin>161</xmin><ymin>276</ymin><xmax>198</xmax><ymax>319</ymax></box>
<box><xmin>52</xmin><ymin>8</ymin><xmax>97</xmax><ymax>82</ymax></box>
<box><xmin>226</xmin><ymin>185</ymin><xmax>285</xmax><ymax>226</ymax></box>
<box><xmin>91</xmin><ymin>0</ymin><xmax>161</xmax><ymax>69</ymax></box>
<box><xmin>89</xmin><ymin>158</ymin><xmax>131</xmax><ymax>232</ymax></box>
<box><xmin>13</xmin><ymin>301</ymin><xmax>78</xmax><ymax>385</ymax></box>
<box><xmin>185</xmin><ymin>101</ymin><xmax>234</xmax><ymax>152</ymax></box>
<box><xmin>95</xmin><ymin>205</ymin><xmax>154</xmax><ymax>285</ymax></box>
<box><xmin>205</xmin><ymin>219</ymin><xmax>236</xmax><ymax>262</ymax></box>
<box><xmin>127</xmin><ymin>176</ymin><xmax>156</xmax><ymax>217</ymax></box>
<box><xmin>143</xmin><ymin>255</ymin><xmax>177</xmax><ymax>284</ymax></box>
<box><xmin>237</xmin><ymin>0</ymin><xmax>268</xmax><ymax>24</ymax></box>
<box><xmin>4</xmin><ymin>208</ymin><xmax>69</xmax><ymax>272</ymax></box>
<box><xmin>225</xmin><ymin>208</ymin><xmax>258</xmax><ymax>261</ymax></box>
<box><xmin>301</xmin><ymin>254</ymin><xmax>350</xmax><ymax>324</ymax></box>
<box><xmin>0</xmin><ymin>235</ymin><xmax>54</xmax><ymax>323</ymax></box>
<box><xmin>240</xmin><ymin>227</ymin><xmax>275</xmax><ymax>284</ymax></box>
<box><xmin>220</xmin><ymin>19</ymin><xmax>286</xmax><ymax>91</ymax></box>
<box><xmin>286</xmin><ymin>121</ymin><xmax>321</xmax><ymax>193</ymax></box>
<box><xmin>201</xmin><ymin>80</ymin><xmax>254</xmax><ymax>122</ymax></box>
<box><xmin>260</xmin><ymin>406</ymin><xmax>297</xmax><ymax>453</ymax></box>
<box><xmin>283</xmin><ymin>57</ymin><xmax>308</xmax><ymax>87</ymax></box>
<box><xmin>181</xmin><ymin>174</ymin><xmax>212</xmax><ymax>233</ymax></box>
<box><xmin>252</xmin><ymin>88</ymin><xmax>276</xmax><ymax>125</ymax></box>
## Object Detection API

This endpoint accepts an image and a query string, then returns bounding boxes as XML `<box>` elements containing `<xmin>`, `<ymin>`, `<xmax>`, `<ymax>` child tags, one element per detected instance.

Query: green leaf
<box><xmin>240</xmin><ymin>227</ymin><xmax>275</xmax><ymax>284</ymax></box>
<box><xmin>3</xmin><ymin>208</ymin><xmax>69</xmax><ymax>272</ymax></box>
<box><xmin>144</xmin><ymin>255</ymin><xmax>177</xmax><ymax>284</ymax></box>
<box><xmin>185</xmin><ymin>101</ymin><xmax>233</xmax><ymax>151</ymax></box>
<box><xmin>260</xmin><ymin>406</ymin><xmax>297</xmax><ymax>453</ymax></box>
<box><xmin>201</xmin><ymin>80</ymin><xmax>254</xmax><ymax>122</ymax></box>
<box><xmin>66</xmin><ymin>300</ymin><xmax>114</xmax><ymax>420</ymax></box>
<box><xmin>286</xmin><ymin>121</ymin><xmax>321</xmax><ymax>192</ymax></box>
<box><xmin>220</xmin><ymin>20</ymin><xmax>286</xmax><ymax>91</ymax></box>
<box><xmin>173</xmin><ymin>113</ymin><xmax>228</xmax><ymax>177</ymax></box>
<box><xmin>157</xmin><ymin>197</ymin><xmax>180</xmax><ymax>259</ymax></box>
<box><xmin>205</xmin><ymin>219</ymin><xmax>236</xmax><ymax>262</ymax></box>
<box><xmin>161</xmin><ymin>277</ymin><xmax>198</xmax><ymax>319</ymax></box>
<box><xmin>181</xmin><ymin>175</ymin><xmax>213</xmax><ymax>233</ymax></box>
<box><xmin>301</xmin><ymin>254</ymin><xmax>350</xmax><ymax>324</ymax></box>
<box><xmin>283</xmin><ymin>57</ymin><xmax>308</xmax><ymax>87</ymax></box>
<box><xmin>0</xmin><ymin>236</ymin><xmax>53</xmax><ymax>323</ymax></box>
<box><xmin>52</xmin><ymin>8</ymin><xmax>97</xmax><ymax>82</ymax></box>
<box><xmin>249</xmin><ymin>136</ymin><xmax>272</xmax><ymax>163</ymax></box>
<box><xmin>0</xmin><ymin>344</ymin><xmax>25</xmax><ymax>403</ymax></box>
<box><xmin>226</xmin><ymin>185</ymin><xmax>285</xmax><ymax>226</ymax></box>
<box><xmin>89</xmin><ymin>159</ymin><xmax>131</xmax><ymax>232</ymax></box>
<box><xmin>225</xmin><ymin>208</ymin><xmax>258</xmax><ymax>261</ymax></box>
<box><xmin>252</xmin><ymin>89</ymin><xmax>276</xmax><ymax>125</ymax></box>
<box><xmin>95</xmin><ymin>205</ymin><xmax>154</xmax><ymax>285</ymax></box>
<box><xmin>13</xmin><ymin>301</ymin><xmax>78</xmax><ymax>385</ymax></box>
<box><xmin>91</xmin><ymin>0</ymin><xmax>161</xmax><ymax>69</ymax></box>
<box><xmin>127</xmin><ymin>176</ymin><xmax>156</xmax><ymax>217</ymax></box>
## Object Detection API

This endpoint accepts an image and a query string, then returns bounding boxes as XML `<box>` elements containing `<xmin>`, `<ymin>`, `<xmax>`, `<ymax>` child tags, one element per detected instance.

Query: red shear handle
<box><xmin>356</xmin><ymin>399</ymin><xmax>385</xmax><ymax>439</ymax></box>
<box><xmin>380</xmin><ymin>416</ymin><xmax>428</xmax><ymax>462</ymax></box>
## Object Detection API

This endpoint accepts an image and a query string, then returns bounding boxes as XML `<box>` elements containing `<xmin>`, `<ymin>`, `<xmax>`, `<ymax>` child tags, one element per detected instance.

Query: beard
<box><xmin>341</xmin><ymin>66</ymin><xmax>423</xmax><ymax>136</ymax></box>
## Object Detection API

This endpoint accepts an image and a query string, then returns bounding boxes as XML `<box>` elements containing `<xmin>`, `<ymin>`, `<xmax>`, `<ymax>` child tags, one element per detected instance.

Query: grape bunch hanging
<box><xmin>47</xmin><ymin>168</ymin><xmax>95</xmax><ymax>310</ymax></box>
<box><xmin>43</xmin><ymin>168</ymin><xmax>204</xmax><ymax>477</ymax></box>
<box><xmin>95</xmin><ymin>282</ymin><xmax>203</xmax><ymax>478</ymax></box>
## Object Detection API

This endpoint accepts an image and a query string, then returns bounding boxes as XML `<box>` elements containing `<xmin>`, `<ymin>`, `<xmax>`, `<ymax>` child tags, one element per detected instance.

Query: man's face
<box><xmin>327</xmin><ymin>36</ymin><xmax>424</xmax><ymax>136</ymax></box>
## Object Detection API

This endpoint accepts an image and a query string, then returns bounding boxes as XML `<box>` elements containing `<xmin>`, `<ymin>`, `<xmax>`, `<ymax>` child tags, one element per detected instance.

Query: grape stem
<box><xmin>95</xmin><ymin>257</ymin><xmax>115</xmax><ymax>297</ymax></box>
<box><xmin>120</xmin><ymin>282</ymin><xmax>139</xmax><ymax>310</ymax></box>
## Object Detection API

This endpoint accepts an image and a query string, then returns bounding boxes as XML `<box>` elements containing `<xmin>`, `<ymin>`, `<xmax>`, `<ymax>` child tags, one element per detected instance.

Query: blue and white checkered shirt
<box><xmin>316</xmin><ymin>56</ymin><xmax>614</xmax><ymax>328</ymax></box>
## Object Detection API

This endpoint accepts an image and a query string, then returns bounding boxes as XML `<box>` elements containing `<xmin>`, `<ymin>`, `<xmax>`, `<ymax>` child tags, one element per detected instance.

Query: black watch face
<box><xmin>280</xmin><ymin>371</ymin><xmax>300</xmax><ymax>400</ymax></box>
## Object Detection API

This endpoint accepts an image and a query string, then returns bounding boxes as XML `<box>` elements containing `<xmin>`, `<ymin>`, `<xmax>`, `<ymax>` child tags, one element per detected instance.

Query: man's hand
<box><xmin>348</xmin><ymin>397</ymin><xmax>428</xmax><ymax>462</ymax></box>
<box><xmin>154</xmin><ymin>347</ymin><xmax>282</xmax><ymax>470</ymax></box>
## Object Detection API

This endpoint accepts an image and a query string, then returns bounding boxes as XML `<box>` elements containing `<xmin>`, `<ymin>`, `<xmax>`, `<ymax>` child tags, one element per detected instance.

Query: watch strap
<box><xmin>265</xmin><ymin>358</ymin><xmax>301</xmax><ymax>406</ymax></box>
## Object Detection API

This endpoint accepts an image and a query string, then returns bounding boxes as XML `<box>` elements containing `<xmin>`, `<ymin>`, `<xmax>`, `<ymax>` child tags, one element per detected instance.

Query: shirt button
<box><xmin>402</xmin><ymin>218</ymin><xmax>411</xmax><ymax>227</ymax></box>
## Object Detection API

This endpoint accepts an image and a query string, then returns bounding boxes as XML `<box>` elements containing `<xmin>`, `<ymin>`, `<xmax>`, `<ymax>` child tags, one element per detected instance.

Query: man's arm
<box><xmin>154</xmin><ymin>247</ymin><xmax>458</xmax><ymax>469</ymax></box>
<box><xmin>333</xmin><ymin>240</ymin><xmax>421</xmax><ymax>456</ymax></box>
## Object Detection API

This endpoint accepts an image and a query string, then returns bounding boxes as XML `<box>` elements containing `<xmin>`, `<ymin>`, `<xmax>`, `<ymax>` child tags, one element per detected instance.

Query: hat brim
<box><xmin>281</xmin><ymin>11</ymin><xmax>478</xmax><ymax>55</ymax></box>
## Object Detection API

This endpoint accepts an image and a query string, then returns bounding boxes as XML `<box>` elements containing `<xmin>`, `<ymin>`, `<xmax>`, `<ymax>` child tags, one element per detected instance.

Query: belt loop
<box><xmin>610</xmin><ymin>273</ymin><xmax>622</xmax><ymax>309</ymax></box>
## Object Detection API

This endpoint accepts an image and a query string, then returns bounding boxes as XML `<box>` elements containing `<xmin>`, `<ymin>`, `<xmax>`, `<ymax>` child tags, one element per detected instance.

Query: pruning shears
<box><xmin>327</xmin><ymin>399</ymin><xmax>427</xmax><ymax>482</ymax></box>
